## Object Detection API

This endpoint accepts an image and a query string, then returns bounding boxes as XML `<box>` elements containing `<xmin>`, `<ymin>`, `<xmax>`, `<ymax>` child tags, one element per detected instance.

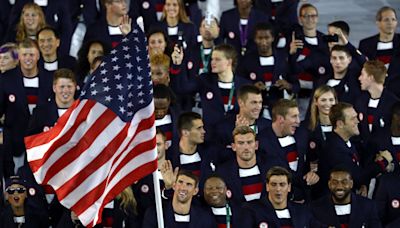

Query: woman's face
<box><xmin>164</xmin><ymin>0</ymin><xmax>179</xmax><ymax>19</ymax></box>
<box><xmin>316</xmin><ymin>91</ymin><xmax>336</xmax><ymax>116</ymax></box>
<box><xmin>0</xmin><ymin>51</ymin><xmax>17</xmax><ymax>72</ymax></box>
<box><xmin>148</xmin><ymin>33</ymin><xmax>167</xmax><ymax>55</ymax></box>
<box><xmin>23</xmin><ymin>8</ymin><xmax>40</xmax><ymax>32</ymax></box>
<box><xmin>211</xmin><ymin>50</ymin><xmax>231</xmax><ymax>74</ymax></box>
<box><xmin>87</xmin><ymin>43</ymin><xmax>104</xmax><ymax>65</ymax></box>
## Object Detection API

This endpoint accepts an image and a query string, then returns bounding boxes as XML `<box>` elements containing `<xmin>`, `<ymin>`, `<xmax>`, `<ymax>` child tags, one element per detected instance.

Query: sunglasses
<box><xmin>6</xmin><ymin>187</ymin><xmax>26</xmax><ymax>194</ymax></box>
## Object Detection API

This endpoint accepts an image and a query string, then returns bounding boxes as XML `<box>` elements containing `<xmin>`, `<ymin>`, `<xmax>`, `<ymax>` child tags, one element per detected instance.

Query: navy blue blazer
<box><xmin>254</xmin><ymin>0</ymin><xmax>299</xmax><ymax>32</ymax></box>
<box><xmin>310</xmin><ymin>193</ymin><xmax>381</xmax><ymax>228</ymax></box>
<box><xmin>0</xmin><ymin>68</ymin><xmax>53</xmax><ymax>156</ymax></box>
<box><xmin>242</xmin><ymin>198</ymin><xmax>319</xmax><ymax>228</ymax></box>
<box><xmin>142</xmin><ymin>200</ymin><xmax>217</xmax><ymax>228</ymax></box>
<box><xmin>320</xmin><ymin>132</ymin><xmax>365</xmax><ymax>190</ymax></box>
<box><xmin>83</xmin><ymin>15</ymin><xmax>124</xmax><ymax>49</ymax></box>
<box><xmin>216</xmin><ymin>154</ymin><xmax>282</xmax><ymax>204</ymax></box>
<box><xmin>28</xmin><ymin>98</ymin><xmax>60</xmax><ymax>136</ymax></box>
<box><xmin>219</xmin><ymin>8</ymin><xmax>270</xmax><ymax>56</ymax></box>
<box><xmin>375</xmin><ymin>173</ymin><xmax>400</xmax><ymax>227</ymax></box>
<box><xmin>354</xmin><ymin>89</ymin><xmax>399</xmax><ymax>145</ymax></box>
<box><xmin>237</xmin><ymin>49</ymin><xmax>300</xmax><ymax>106</ymax></box>
<box><xmin>258</xmin><ymin>126</ymin><xmax>310</xmax><ymax>201</ymax></box>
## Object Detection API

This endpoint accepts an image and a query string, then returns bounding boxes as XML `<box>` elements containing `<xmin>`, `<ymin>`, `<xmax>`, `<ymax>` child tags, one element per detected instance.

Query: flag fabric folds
<box><xmin>24</xmin><ymin>25</ymin><xmax>157</xmax><ymax>227</ymax></box>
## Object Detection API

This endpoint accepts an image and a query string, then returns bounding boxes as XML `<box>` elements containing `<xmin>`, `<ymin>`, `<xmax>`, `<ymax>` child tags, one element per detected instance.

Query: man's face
<box><xmin>53</xmin><ymin>78</ymin><xmax>76</xmax><ymax>106</ymax></box>
<box><xmin>151</xmin><ymin>65</ymin><xmax>170</xmax><ymax>86</ymax></box>
<box><xmin>19</xmin><ymin>47</ymin><xmax>39</xmax><ymax>71</ymax></box>
<box><xmin>299</xmin><ymin>7</ymin><xmax>318</xmax><ymax>31</ymax></box>
<box><xmin>173</xmin><ymin>174</ymin><xmax>199</xmax><ymax>204</ymax></box>
<box><xmin>154</xmin><ymin>98</ymin><xmax>170</xmax><ymax>119</ymax></box>
<box><xmin>377</xmin><ymin>10</ymin><xmax>398</xmax><ymax>35</ymax></box>
<box><xmin>211</xmin><ymin>50</ymin><xmax>231</xmax><ymax>74</ymax></box>
<box><xmin>38</xmin><ymin>30</ymin><xmax>60</xmax><ymax>57</ymax></box>
<box><xmin>358</xmin><ymin>68</ymin><xmax>373</xmax><ymax>91</ymax></box>
<box><xmin>107</xmin><ymin>0</ymin><xmax>128</xmax><ymax>17</ymax></box>
<box><xmin>239</xmin><ymin>93</ymin><xmax>263</xmax><ymax>120</ymax></box>
<box><xmin>254</xmin><ymin>30</ymin><xmax>274</xmax><ymax>54</ymax></box>
<box><xmin>267</xmin><ymin>175</ymin><xmax>291</xmax><ymax>208</ymax></box>
<box><xmin>232</xmin><ymin>133</ymin><xmax>258</xmax><ymax>163</ymax></box>
<box><xmin>187</xmin><ymin>119</ymin><xmax>206</xmax><ymax>144</ymax></box>
<box><xmin>203</xmin><ymin>177</ymin><xmax>227</xmax><ymax>207</ymax></box>
<box><xmin>156</xmin><ymin>133</ymin><xmax>168</xmax><ymax>160</ymax></box>
<box><xmin>330</xmin><ymin>50</ymin><xmax>351</xmax><ymax>75</ymax></box>
<box><xmin>236</xmin><ymin>0</ymin><xmax>252</xmax><ymax>9</ymax></box>
<box><xmin>6</xmin><ymin>184</ymin><xmax>27</xmax><ymax>208</ymax></box>
<box><xmin>342</xmin><ymin>107</ymin><xmax>360</xmax><ymax>137</ymax></box>
<box><xmin>199</xmin><ymin>19</ymin><xmax>220</xmax><ymax>41</ymax></box>
<box><xmin>328</xmin><ymin>171</ymin><xmax>353</xmax><ymax>203</ymax></box>
<box><xmin>281</xmin><ymin>107</ymin><xmax>300</xmax><ymax>136</ymax></box>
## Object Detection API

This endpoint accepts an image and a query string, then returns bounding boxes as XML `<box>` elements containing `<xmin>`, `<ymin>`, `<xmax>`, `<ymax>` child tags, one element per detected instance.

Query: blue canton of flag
<box><xmin>81</xmin><ymin>27</ymin><xmax>153</xmax><ymax>122</ymax></box>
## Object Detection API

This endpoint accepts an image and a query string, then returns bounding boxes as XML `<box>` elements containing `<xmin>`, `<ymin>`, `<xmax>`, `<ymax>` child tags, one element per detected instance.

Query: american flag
<box><xmin>24</xmin><ymin>25</ymin><xmax>157</xmax><ymax>227</ymax></box>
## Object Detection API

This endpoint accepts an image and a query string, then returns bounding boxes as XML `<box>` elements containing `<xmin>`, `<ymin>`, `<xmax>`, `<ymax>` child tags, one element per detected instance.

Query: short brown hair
<box><xmin>271</xmin><ymin>99</ymin><xmax>298</xmax><ymax>122</ymax></box>
<box><xmin>18</xmin><ymin>38</ymin><xmax>39</xmax><ymax>51</ymax></box>
<box><xmin>237</xmin><ymin>84</ymin><xmax>261</xmax><ymax>101</ymax></box>
<box><xmin>232</xmin><ymin>126</ymin><xmax>256</xmax><ymax>140</ymax></box>
<box><xmin>363</xmin><ymin>60</ymin><xmax>387</xmax><ymax>85</ymax></box>
<box><xmin>150</xmin><ymin>53</ymin><xmax>170</xmax><ymax>72</ymax></box>
<box><xmin>266</xmin><ymin>166</ymin><xmax>292</xmax><ymax>184</ymax></box>
<box><xmin>329</xmin><ymin>102</ymin><xmax>353</xmax><ymax>129</ymax></box>
<box><xmin>176</xmin><ymin>169</ymin><xmax>199</xmax><ymax>187</ymax></box>
<box><xmin>53</xmin><ymin>68</ymin><xmax>77</xmax><ymax>85</ymax></box>
<box><xmin>299</xmin><ymin>3</ymin><xmax>318</xmax><ymax>16</ymax></box>
<box><xmin>331</xmin><ymin>45</ymin><xmax>351</xmax><ymax>57</ymax></box>
<box><xmin>376</xmin><ymin>6</ymin><xmax>397</xmax><ymax>21</ymax></box>
<box><xmin>214</xmin><ymin>44</ymin><xmax>238</xmax><ymax>71</ymax></box>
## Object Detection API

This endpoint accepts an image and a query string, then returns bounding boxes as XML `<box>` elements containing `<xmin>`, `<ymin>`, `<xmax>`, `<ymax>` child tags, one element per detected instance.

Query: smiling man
<box><xmin>258</xmin><ymin>99</ymin><xmax>319</xmax><ymax>202</ymax></box>
<box><xmin>142</xmin><ymin>170</ymin><xmax>217</xmax><ymax>227</ymax></box>
<box><xmin>311</xmin><ymin>167</ymin><xmax>381</xmax><ymax>227</ymax></box>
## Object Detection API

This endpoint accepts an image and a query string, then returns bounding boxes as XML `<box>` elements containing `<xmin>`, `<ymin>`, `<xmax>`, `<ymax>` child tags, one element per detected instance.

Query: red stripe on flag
<box><xmin>41</xmin><ymin>109</ymin><xmax>117</xmax><ymax>185</ymax></box>
<box><xmin>56</xmin><ymin>123</ymin><xmax>130</xmax><ymax>200</ymax></box>
<box><xmin>28</xmin><ymin>101</ymin><xmax>97</xmax><ymax>173</ymax></box>
<box><xmin>71</xmin><ymin>136</ymin><xmax>156</xmax><ymax>216</ymax></box>
<box><xmin>25</xmin><ymin>100</ymin><xmax>85</xmax><ymax>149</ymax></box>
<box><xmin>89</xmin><ymin>159</ymin><xmax>157</xmax><ymax>227</ymax></box>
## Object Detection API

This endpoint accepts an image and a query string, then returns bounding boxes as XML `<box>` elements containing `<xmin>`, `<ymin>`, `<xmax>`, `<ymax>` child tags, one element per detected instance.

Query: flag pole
<box><xmin>153</xmin><ymin>171</ymin><xmax>164</xmax><ymax>227</ymax></box>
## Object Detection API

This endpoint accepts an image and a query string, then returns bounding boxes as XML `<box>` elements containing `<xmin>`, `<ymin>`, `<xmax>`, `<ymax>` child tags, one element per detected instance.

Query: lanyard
<box><xmin>250</xmin><ymin>124</ymin><xmax>258</xmax><ymax>134</ymax></box>
<box><xmin>226</xmin><ymin>203</ymin><xmax>231</xmax><ymax>228</ymax></box>
<box><xmin>200</xmin><ymin>45</ymin><xmax>212</xmax><ymax>74</ymax></box>
<box><xmin>225</xmin><ymin>81</ymin><xmax>235</xmax><ymax>113</ymax></box>
<box><xmin>239</xmin><ymin>22</ymin><xmax>248</xmax><ymax>55</ymax></box>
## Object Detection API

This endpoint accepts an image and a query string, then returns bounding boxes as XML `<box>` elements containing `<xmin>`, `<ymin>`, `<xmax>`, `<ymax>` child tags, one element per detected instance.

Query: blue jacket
<box><xmin>375</xmin><ymin>173</ymin><xmax>400</xmax><ymax>227</ymax></box>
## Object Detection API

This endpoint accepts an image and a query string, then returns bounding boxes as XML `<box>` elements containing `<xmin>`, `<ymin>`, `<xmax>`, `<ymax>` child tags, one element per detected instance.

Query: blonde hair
<box><xmin>161</xmin><ymin>0</ymin><xmax>191</xmax><ymax>23</ymax></box>
<box><xmin>116</xmin><ymin>186</ymin><xmax>138</xmax><ymax>215</ymax></box>
<box><xmin>16</xmin><ymin>3</ymin><xmax>47</xmax><ymax>43</ymax></box>
<box><xmin>309</xmin><ymin>85</ymin><xmax>337</xmax><ymax>131</ymax></box>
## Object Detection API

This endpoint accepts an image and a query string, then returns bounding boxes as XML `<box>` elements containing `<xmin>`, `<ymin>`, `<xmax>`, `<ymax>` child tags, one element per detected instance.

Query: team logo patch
<box><xmin>142</xmin><ymin>1</ymin><xmax>150</xmax><ymax>9</ymax></box>
<box><xmin>29</xmin><ymin>188</ymin><xmax>36</xmax><ymax>196</ymax></box>
<box><xmin>392</xmin><ymin>199</ymin><xmax>399</xmax><ymax>208</ymax></box>
<box><xmin>141</xmin><ymin>184</ymin><xmax>149</xmax><ymax>193</ymax></box>
<box><xmin>359</xmin><ymin>113</ymin><xmax>363</xmax><ymax>121</ymax></box>
<box><xmin>8</xmin><ymin>94</ymin><xmax>15</xmax><ymax>102</ymax></box>
<box><xmin>309</xmin><ymin>141</ymin><xmax>316</xmax><ymax>149</ymax></box>
<box><xmin>228</xmin><ymin>32</ymin><xmax>235</xmax><ymax>39</ymax></box>
<box><xmin>206</xmin><ymin>92</ymin><xmax>213</xmax><ymax>100</ymax></box>
<box><xmin>226</xmin><ymin>189</ymin><xmax>232</xmax><ymax>199</ymax></box>
<box><xmin>187</xmin><ymin>61</ymin><xmax>193</xmax><ymax>70</ymax></box>
<box><xmin>259</xmin><ymin>222</ymin><xmax>268</xmax><ymax>228</ymax></box>
<box><xmin>318</xmin><ymin>66</ymin><xmax>325</xmax><ymax>74</ymax></box>
<box><xmin>250</xmin><ymin>72</ymin><xmax>257</xmax><ymax>80</ymax></box>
